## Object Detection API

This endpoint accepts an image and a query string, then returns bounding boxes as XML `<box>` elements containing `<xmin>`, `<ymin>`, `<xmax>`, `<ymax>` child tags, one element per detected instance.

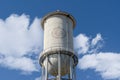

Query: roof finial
<box><xmin>56</xmin><ymin>10</ymin><xmax>60</xmax><ymax>12</ymax></box>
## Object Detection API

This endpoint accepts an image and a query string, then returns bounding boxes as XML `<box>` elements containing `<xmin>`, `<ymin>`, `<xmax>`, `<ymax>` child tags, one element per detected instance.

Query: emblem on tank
<box><xmin>52</xmin><ymin>27</ymin><xmax>66</xmax><ymax>38</ymax></box>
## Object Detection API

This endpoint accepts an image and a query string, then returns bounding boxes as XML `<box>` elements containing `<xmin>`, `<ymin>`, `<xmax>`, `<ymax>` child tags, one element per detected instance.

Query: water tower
<box><xmin>39</xmin><ymin>11</ymin><xmax>78</xmax><ymax>80</ymax></box>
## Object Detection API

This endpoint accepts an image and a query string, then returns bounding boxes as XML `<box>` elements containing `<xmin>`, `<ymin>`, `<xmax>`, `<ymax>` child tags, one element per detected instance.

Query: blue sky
<box><xmin>0</xmin><ymin>0</ymin><xmax>120</xmax><ymax>80</ymax></box>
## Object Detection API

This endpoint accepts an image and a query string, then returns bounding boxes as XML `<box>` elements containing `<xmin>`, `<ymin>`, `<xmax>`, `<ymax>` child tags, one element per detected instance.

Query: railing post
<box><xmin>58</xmin><ymin>52</ymin><xmax>61</xmax><ymax>80</ymax></box>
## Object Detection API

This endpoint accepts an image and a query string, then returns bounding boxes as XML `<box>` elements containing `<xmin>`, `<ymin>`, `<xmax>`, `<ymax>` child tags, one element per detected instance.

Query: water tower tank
<box><xmin>39</xmin><ymin>11</ymin><xmax>78</xmax><ymax>80</ymax></box>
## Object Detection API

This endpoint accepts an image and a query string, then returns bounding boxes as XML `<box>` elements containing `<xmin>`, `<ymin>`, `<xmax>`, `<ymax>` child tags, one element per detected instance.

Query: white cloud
<box><xmin>78</xmin><ymin>52</ymin><xmax>120</xmax><ymax>80</ymax></box>
<box><xmin>74</xmin><ymin>33</ymin><xmax>103</xmax><ymax>54</ymax></box>
<box><xmin>89</xmin><ymin>34</ymin><xmax>103</xmax><ymax>53</ymax></box>
<box><xmin>0</xmin><ymin>56</ymin><xmax>37</xmax><ymax>73</ymax></box>
<box><xmin>0</xmin><ymin>14</ymin><xmax>43</xmax><ymax>73</ymax></box>
<box><xmin>91</xmin><ymin>33</ymin><xmax>102</xmax><ymax>46</ymax></box>
<box><xmin>74</xmin><ymin>34</ymin><xmax>89</xmax><ymax>54</ymax></box>
<box><xmin>74</xmin><ymin>34</ymin><xmax>120</xmax><ymax>79</ymax></box>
